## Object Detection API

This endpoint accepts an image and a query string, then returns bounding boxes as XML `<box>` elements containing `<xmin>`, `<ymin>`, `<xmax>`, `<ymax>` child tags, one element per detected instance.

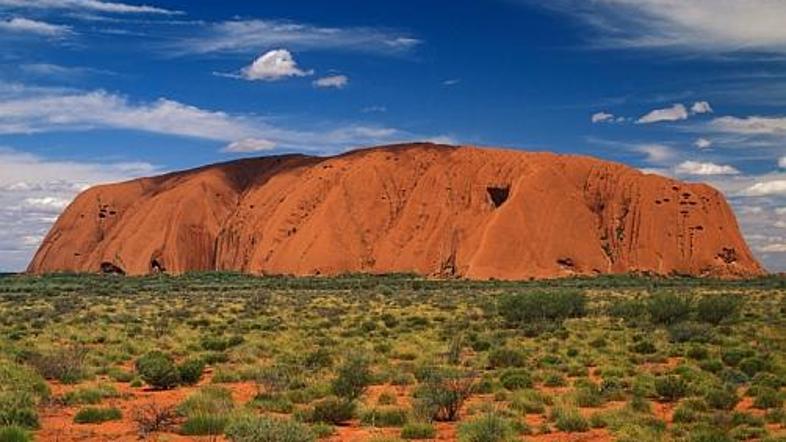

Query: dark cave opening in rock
<box><xmin>100</xmin><ymin>262</ymin><xmax>125</xmax><ymax>275</ymax></box>
<box><xmin>486</xmin><ymin>186</ymin><xmax>510</xmax><ymax>208</ymax></box>
<box><xmin>151</xmin><ymin>259</ymin><xmax>165</xmax><ymax>273</ymax></box>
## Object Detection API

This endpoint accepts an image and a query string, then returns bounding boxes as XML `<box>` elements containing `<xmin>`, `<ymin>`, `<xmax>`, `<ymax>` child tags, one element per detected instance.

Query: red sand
<box><xmin>29</xmin><ymin>143</ymin><xmax>762</xmax><ymax>279</ymax></box>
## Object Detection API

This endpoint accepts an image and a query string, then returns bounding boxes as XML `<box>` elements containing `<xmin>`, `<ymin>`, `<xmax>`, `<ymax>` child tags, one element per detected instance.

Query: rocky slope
<box><xmin>28</xmin><ymin>143</ymin><xmax>764</xmax><ymax>279</ymax></box>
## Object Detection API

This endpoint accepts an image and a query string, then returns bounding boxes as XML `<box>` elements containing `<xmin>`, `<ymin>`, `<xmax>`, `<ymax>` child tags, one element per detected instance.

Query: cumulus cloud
<box><xmin>241</xmin><ymin>49</ymin><xmax>312</xmax><ymax>81</ymax></box>
<box><xmin>709</xmin><ymin>116</ymin><xmax>786</xmax><ymax>135</ymax></box>
<box><xmin>0</xmin><ymin>0</ymin><xmax>179</xmax><ymax>14</ymax></box>
<box><xmin>0</xmin><ymin>18</ymin><xmax>73</xmax><ymax>37</ymax></box>
<box><xmin>779</xmin><ymin>157</ymin><xmax>786</xmax><ymax>168</ymax></box>
<box><xmin>674</xmin><ymin>160</ymin><xmax>739</xmax><ymax>176</ymax></box>
<box><xmin>636</xmin><ymin>103</ymin><xmax>689</xmax><ymax>124</ymax></box>
<box><xmin>694</xmin><ymin>138</ymin><xmax>712</xmax><ymax>149</ymax></box>
<box><xmin>758</xmin><ymin>243</ymin><xmax>786</xmax><ymax>253</ymax></box>
<box><xmin>743</xmin><ymin>180</ymin><xmax>786</xmax><ymax>196</ymax></box>
<box><xmin>313</xmin><ymin>74</ymin><xmax>348</xmax><ymax>89</ymax></box>
<box><xmin>691</xmin><ymin>101</ymin><xmax>713</xmax><ymax>114</ymax></box>
<box><xmin>534</xmin><ymin>0</ymin><xmax>786</xmax><ymax>55</ymax></box>
<box><xmin>222</xmin><ymin>138</ymin><xmax>277</xmax><ymax>153</ymax></box>
<box><xmin>171</xmin><ymin>19</ymin><xmax>419</xmax><ymax>56</ymax></box>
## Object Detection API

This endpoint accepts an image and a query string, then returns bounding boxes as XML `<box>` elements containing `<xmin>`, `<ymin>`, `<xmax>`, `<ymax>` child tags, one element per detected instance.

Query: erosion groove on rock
<box><xmin>28</xmin><ymin>143</ymin><xmax>764</xmax><ymax>279</ymax></box>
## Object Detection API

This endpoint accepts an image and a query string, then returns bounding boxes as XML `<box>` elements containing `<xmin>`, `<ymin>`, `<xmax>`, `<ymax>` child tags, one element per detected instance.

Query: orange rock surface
<box><xmin>28</xmin><ymin>143</ymin><xmax>764</xmax><ymax>279</ymax></box>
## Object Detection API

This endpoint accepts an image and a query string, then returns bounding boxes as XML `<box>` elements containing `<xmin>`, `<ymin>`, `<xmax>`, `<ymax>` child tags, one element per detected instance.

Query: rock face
<box><xmin>28</xmin><ymin>143</ymin><xmax>764</xmax><ymax>279</ymax></box>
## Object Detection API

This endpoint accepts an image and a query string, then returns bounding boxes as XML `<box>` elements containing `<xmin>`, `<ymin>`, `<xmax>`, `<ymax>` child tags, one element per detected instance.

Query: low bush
<box><xmin>648</xmin><ymin>293</ymin><xmax>692</xmax><ymax>325</ymax></box>
<box><xmin>400</xmin><ymin>422</ymin><xmax>437</xmax><ymax>439</ymax></box>
<box><xmin>457</xmin><ymin>412</ymin><xmax>518</xmax><ymax>442</ymax></box>
<box><xmin>510</xmin><ymin>389</ymin><xmax>548</xmax><ymax>414</ymax></box>
<box><xmin>177</xmin><ymin>359</ymin><xmax>205</xmax><ymax>386</ymax></box>
<box><xmin>73</xmin><ymin>407</ymin><xmax>122</xmax><ymax>424</ymax></box>
<box><xmin>24</xmin><ymin>347</ymin><xmax>87</xmax><ymax>384</ymax></box>
<box><xmin>753</xmin><ymin>387</ymin><xmax>782</xmax><ymax>409</ymax></box>
<box><xmin>181</xmin><ymin>414</ymin><xmax>229</xmax><ymax>436</ymax></box>
<box><xmin>302</xmin><ymin>396</ymin><xmax>355</xmax><ymax>424</ymax></box>
<box><xmin>551</xmin><ymin>404</ymin><xmax>589</xmax><ymax>433</ymax></box>
<box><xmin>498</xmin><ymin>290</ymin><xmax>586</xmax><ymax>326</ymax></box>
<box><xmin>62</xmin><ymin>384</ymin><xmax>119</xmax><ymax>406</ymax></box>
<box><xmin>705</xmin><ymin>387</ymin><xmax>739</xmax><ymax>410</ymax></box>
<box><xmin>135</xmin><ymin>352</ymin><xmax>180</xmax><ymax>390</ymax></box>
<box><xmin>413</xmin><ymin>368</ymin><xmax>475</xmax><ymax>422</ymax></box>
<box><xmin>0</xmin><ymin>426</ymin><xmax>31</xmax><ymax>442</ymax></box>
<box><xmin>360</xmin><ymin>407</ymin><xmax>408</xmax><ymax>427</ymax></box>
<box><xmin>695</xmin><ymin>294</ymin><xmax>741</xmax><ymax>325</ymax></box>
<box><xmin>487</xmin><ymin>348</ymin><xmax>526</xmax><ymax>369</ymax></box>
<box><xmin>667</xmin><ymin>322</ymin><xmax>712</xmax><ymax>343</ymax></box>
<box><xmin>225</xmin><ymin>415</ymin><xmax>315</xmax><ymax>442</ymax></box>
<box><xmin>331</xmin><ymin>353</ymin><xmax>372</xmax><ymax>401</ymax></box>
<box><xmin>654</xmin><ymin>375</ymin><xmax>688</xmax><ymax>402</ymax></box>
<box><xmin>499</xmin><ymin>369</ymin><xmax>532</xmax><ymax>390</ymax></box>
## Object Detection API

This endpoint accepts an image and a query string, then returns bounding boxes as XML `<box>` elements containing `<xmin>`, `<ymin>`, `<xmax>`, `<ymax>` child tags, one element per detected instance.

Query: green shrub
<box><xmin>0</xmin><ymin>426</ymin><xmax>31</xmax><ymax>442</ymax></box>
<box><xmin>24</xmin><ymin>347</ymin><xmax>87</xmax><ymax>384</ymax></box>
<box><xmin>574</xmin><ymin>386</ymin><xmax>605</xmax><ymax>408</ymax></box>
<box><xmin>696</xmin><ymin>294</ymin><xmax>741</xmax><ymax>325</ymax></box>
<box><xmin>648</xmin><ymin>293</ymin><xmax>692</xmax><ymax>325</ymax></box>
<box><xmin>705</xmin><ymin>387</ymin><xmax>739</xmax><ymax>410</ymax></box>
<box><xmin>738</xmin><ymin>357</ymin><xmax>768</xmax><ymax>377</ymax></box>
<box><xmin>200</xmin><ymin>335</ymin><xmax>244</xmax><ymax>352</ymax></box>
<box><xmin>178</xmin><ymin>386</ymin><xmax>234</xmax><ymax>416</ymax></box>
<box><xmin>510</xmin><ymin>389</ymin><xmax>548</xmax><ymax>414</ymax></box>
<box><xmin>0</xmin><ymin>395</ymin><xmax>39</xmax><ymax>429</ymax></box>
<box><xmin>377</xmin><ymin>391</ymin><xmax>397</xmax><ymax>406</ymax></box>
<box><xmin>181</xmin><ymin>414</ymin><xmax>229</xmax><ymax>435</ymax></box>
<box><xmin>304</xmin><ymin>397</ymin><xmax>355</xmax><ymax>424</ymax></box>
<box><xmin>499</xmin><ymin>369</ymin><xmax>532</xmax><ymax>390</ymax></box>
<box><xmin>413</xmin><ymin>368</ymin><xmax>475</xmax><ymax>422</ymax></box>
<box><xmin>721</xmin><ymin>348</ymin><xmax>753</xmax><ymax>367</ymax></box>
<box><xmin>668</xmin><ymin>322</ymin><xmax>712</xmax><ymax>343</ymax></box>
<box><xmin>331</xmin><ymin>353</ymin><xmax>372</xmax><ymax>401</ymax></box>
<box><xmin>487</xmin><ymin>348</ymin><xmax>526</xmax><ymax>369</ymax></box>
<box><xmin>401</xmin><ymin>422</ymin><xmax>436</xmax><ymax>439</ymax></box>
<box><xmin>360</xmin><ymin>407</ymin><xmax>408</xmax><ymax>427</ymax></box>
<box><xmin>62</xmin><ymin>384</ymin><xmax>119</xmax><ymax>405</ymax></box>
<box><xmin>225</xmin><ymin>415</ymin><xmax>315</xmax><ymax>442</ymax></box>
<box><xmin>753</xmin><ymin>387</ymin><xmax>783</xmax><ymax>409</ymax></box>
<box><xmin>498</xmin><ymin>291</ymin><xmax>586</xmax><ymax>326</ymax></box>
<box><xmin>654</xmin><ymin>375</ymin><xmax>688</xmax><ymax>402</ymax></box>
<box><xmin>73</xmin><ymin>407</ymin><xmax>122</xmax><ymax>424</ymax></box>
<box><xmin>177</xmin><ymin>359</ymin><xmax>205</xmax><ymax>385</ymax></box>
<box><xmin>630</xmin><ymin>340</ymin><xmax>657</xmax><ymax>354</ymax></box>
<box><xmin>458</xmin><ymin>412</ymin><xmax>518</xmax><ymax>442</ymax></box>
<box><xmin>135</xmin><ymin>351</ymin><xmax>180</xmax><ymax>390</ymax></box>
<box><xmin>551</xmin><ymin>404</ymin><xmax>589</xmax><ymax>433</ymax></box>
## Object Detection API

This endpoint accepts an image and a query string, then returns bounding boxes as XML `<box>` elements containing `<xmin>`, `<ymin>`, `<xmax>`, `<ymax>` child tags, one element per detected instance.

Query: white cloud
<box><xmin>0</xmin><ymin>82</ymin><xmax>446</xmax><ymax>153</ymax></box>
<box><xmin>694</xmin><ymin>138</ymin><xmax>712</xmax><ymax>149</ymax></box>
<box><xmin>222</xmin><ymin>138</ymin><xmax>277</xmax><ymax>153</ymax></box>
<box><xmin>443</xmin><ymin>79</ymin><xmax>461</xmax><ymax>86</ymax></box>
<box><xmin>759</xmin><ymin>243</ymin><xmax>786</xmax><ymax>253</ymax></box>
<box><xmin>743</xmin><ymin>180</ymin><xmax>786</xmax><ymax>196</ymax></box>
<box><xmin>313</xmin><ymin>75</ymin><xmax>348</xmax><ymax>89</ymax></box>
<box><xmin>172</xmin><ymin>19</ymin><xmax>419</xmax><ymax>55</ymax></box>
<box><xmin>710</xmin><ymin>116</ymin><xmax>786</xmax><ymax>135</ymax></box>
<box><xmin>0</xmin><ymin>0</ymin><xmax>179</xmax><ymax>14</ymax></box>
<box><xmin>19</xmin><ymin>63</ymin><xmax>113</xmax><ymax>79</ymax></box>
<box><xmin>0</xmin><ymin>18</ymin><xmax>73</xmax><ymax>37</ymax></box>
<box><xmin>0</xmin><ymin>147</ymin><xmax>159</xmax><ymax>271</ymax></box>
<box><xmin>241</xmin><ymin>49</ymin><xmax>312</xmax><ymax>81</ymax></box>
<box><xmin>634</xmin><ymin>143</ymin><xmax>677</xmax><ymax>164</ymax></box>
<box><xmin>537</xmin><ymin>0</ymin><xmax>786</xmax><ymax>55</ymax></box>
<box><xmin>636</xmin><ymin>103</ymin><xmax>688</xmax><ymax>124</ymax></box>
<box><xmin>674</xmin><ymin>160</ymin><xmax>740</xmax><ymax>176</ymax></box>
<box><xmin>779</xmin><ymin>156</ymin><xmax>786</xmax><ymax>168</ymax></box>
<box><xmin>591</xmin><ymin>112</ymin><xmax>614</xmax><ymax>123</ymax></box>
<box><xmin>691</xmin><ymin>101</ymin><xmax>713</xmax><ymax>114</ymax></box>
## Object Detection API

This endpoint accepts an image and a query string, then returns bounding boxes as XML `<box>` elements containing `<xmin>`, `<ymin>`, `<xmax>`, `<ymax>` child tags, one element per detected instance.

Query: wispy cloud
<box><xmin>0</xmin><ymin>0</ymin><xmax>180</xmax><ymax>15</ymax></box>
<box><xmin>0</xmin><ymin>83</ymin><xmax>448</xmax><ymax>153</ymax></box>
<box><xmin>533</xmin><ymin>0</ymin><xmax>786</xmax><ymax>55</ymax></box>
<box><xmin>169</xmin><ymin>19</ymin><xmax>420</xmax><ymax>56</ymax></box>
<box><xmin>313</xmin><ymin>74</ymin><xmax>348</xmax><ymax>89</ymax></box>
<box><xmin>0</xmin><ymin>17</ymin><xmax>73</xmax><ymax>37</ymax></box>
<box><xmin>674</xmin><ymin>160</ymin><xmax>739</xmax><ymax>176</ymax></box>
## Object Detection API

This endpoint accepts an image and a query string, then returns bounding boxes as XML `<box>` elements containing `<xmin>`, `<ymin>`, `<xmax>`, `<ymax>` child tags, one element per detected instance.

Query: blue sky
<box><xmin>2</xmin><ymin>0</ymin><xmax>786</xmax><ymax>272</ymax></box>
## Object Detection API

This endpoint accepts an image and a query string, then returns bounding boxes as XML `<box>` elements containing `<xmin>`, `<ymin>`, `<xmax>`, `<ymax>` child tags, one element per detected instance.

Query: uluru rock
<box><xmin>28</xmin><ymin>143</ymin><xmax>764</xmax><ymax>279</ymax></box>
